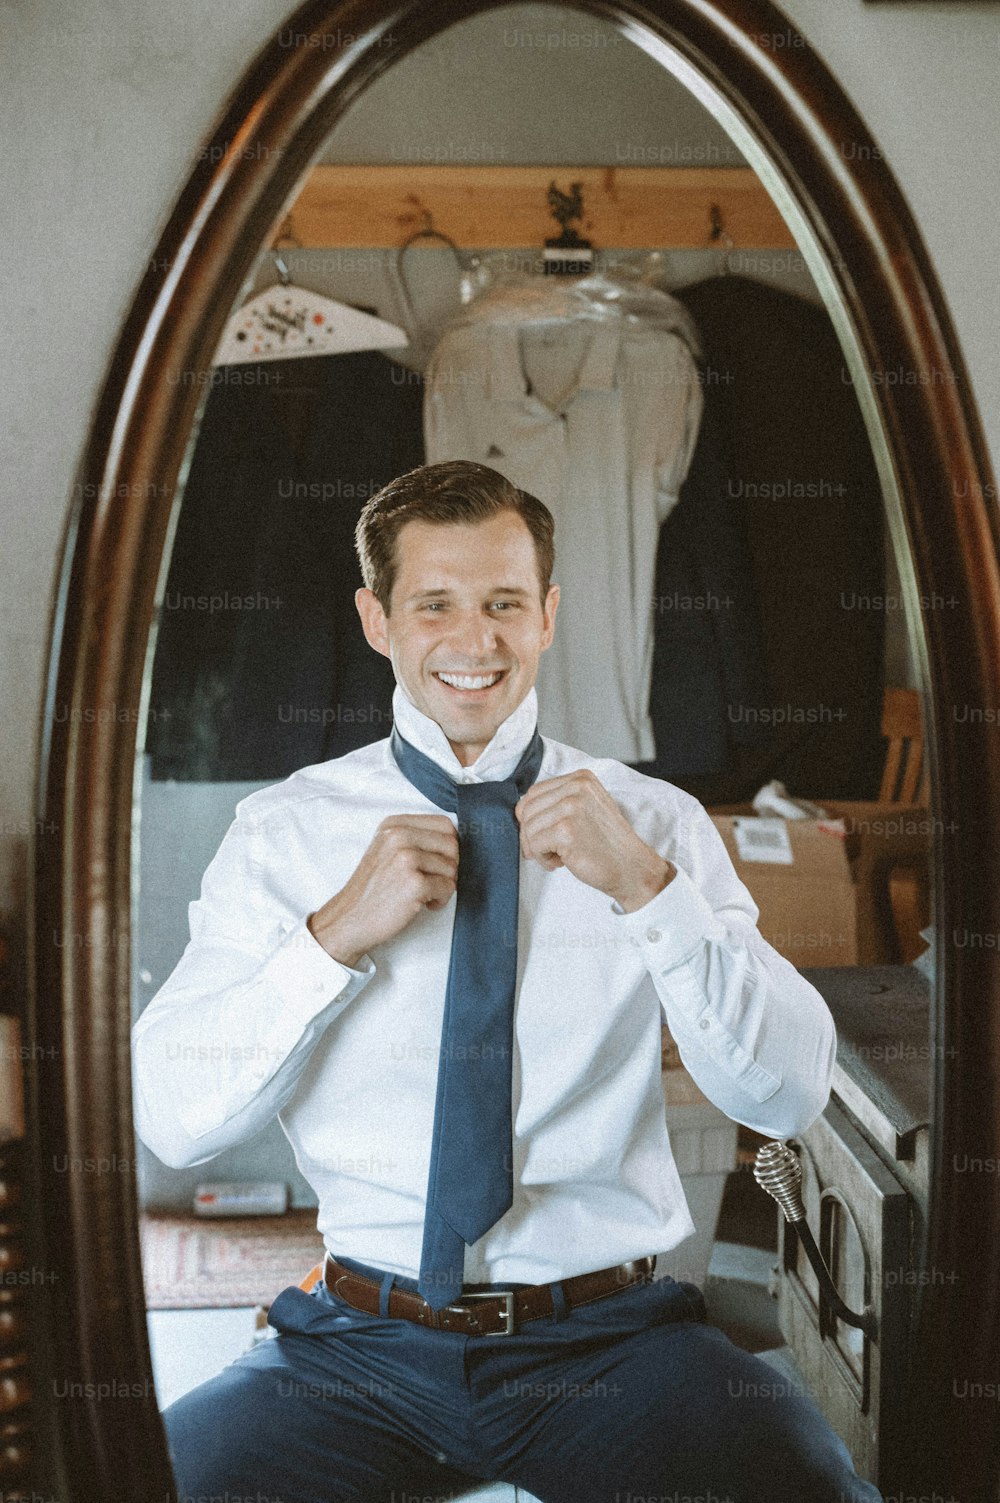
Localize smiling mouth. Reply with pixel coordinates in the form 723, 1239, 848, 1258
433, 669, 509, 694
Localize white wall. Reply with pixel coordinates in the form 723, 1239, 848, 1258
2, 0, 999, 930
0, 0, 303, 927
783, 0, 1000, 449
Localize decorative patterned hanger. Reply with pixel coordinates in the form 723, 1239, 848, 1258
214, 221, 408, 365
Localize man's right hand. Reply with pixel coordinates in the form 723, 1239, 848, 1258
307, 814, 459, 968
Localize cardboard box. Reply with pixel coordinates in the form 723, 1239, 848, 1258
706, 801, 931, 968
708, 807, 857, 969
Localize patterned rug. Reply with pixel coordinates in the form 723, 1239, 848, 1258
140, 1209, 326, 1309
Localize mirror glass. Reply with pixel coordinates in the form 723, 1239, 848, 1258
130, 2, 934, 1491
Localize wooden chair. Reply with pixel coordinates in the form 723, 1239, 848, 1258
879, 686, 929, 805
879, 687, 931, 963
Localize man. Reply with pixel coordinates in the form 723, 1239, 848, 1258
133, 460, 882, 1503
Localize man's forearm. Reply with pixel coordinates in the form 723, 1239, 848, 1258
132, 919, 374, 1168
611, 853, 677, 913
613, 859, 835, 1137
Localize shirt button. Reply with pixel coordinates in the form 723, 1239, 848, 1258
646, 928, 662, 943
699, 1018, 710, 1031
314, 980, 326, 994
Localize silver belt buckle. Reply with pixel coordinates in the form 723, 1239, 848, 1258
462, 1289, 516, 1335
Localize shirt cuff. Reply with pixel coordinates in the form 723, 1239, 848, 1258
610, 863, 726, 969
260, 918, 376, 1028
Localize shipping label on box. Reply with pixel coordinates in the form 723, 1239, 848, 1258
732, 816, 794, 865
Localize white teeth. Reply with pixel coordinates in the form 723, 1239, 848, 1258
436, 671, 503, 690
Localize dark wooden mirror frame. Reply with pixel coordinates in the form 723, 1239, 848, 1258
24, 1, 1000, 1498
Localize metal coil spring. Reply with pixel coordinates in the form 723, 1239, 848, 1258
754, 1139, 877, 1336
753, 1140, 806, 1223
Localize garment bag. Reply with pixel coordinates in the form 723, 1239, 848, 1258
423, 266, 705, 765
674, 274, 886, 799
646, 378, 771, 790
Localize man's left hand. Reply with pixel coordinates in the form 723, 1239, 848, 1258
514, 770, 675, 913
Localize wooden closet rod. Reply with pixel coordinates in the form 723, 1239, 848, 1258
278, 165, 796, 249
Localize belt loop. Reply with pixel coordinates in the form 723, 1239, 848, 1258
549, 1279, 569, 1323
379, 1270, 396, 1317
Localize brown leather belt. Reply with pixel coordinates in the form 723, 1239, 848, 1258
323, 1253, 657, 1336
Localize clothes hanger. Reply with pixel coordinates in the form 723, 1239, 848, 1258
213, 215, 408, 365
708, 202, 736, 278
392, 209, 472, 348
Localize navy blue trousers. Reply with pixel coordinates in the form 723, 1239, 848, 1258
162, 1254, 884, 1503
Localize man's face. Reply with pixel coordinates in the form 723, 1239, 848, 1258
356, 510, 559, 767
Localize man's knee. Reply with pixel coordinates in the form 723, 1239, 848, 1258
161, 1363, 279, 1498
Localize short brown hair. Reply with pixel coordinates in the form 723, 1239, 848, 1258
355, 460, 555, 614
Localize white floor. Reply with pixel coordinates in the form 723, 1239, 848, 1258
147, 1304, 263, 1410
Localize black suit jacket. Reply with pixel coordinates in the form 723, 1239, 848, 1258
665, 275, 886, 802
148, 351, 424, 780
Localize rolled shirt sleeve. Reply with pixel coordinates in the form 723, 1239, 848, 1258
131, 810, 375, 1169
611, 800, 836, 1138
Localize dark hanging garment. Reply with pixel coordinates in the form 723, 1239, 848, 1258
646, 381, 770, 785
670, 276, 886, 802
147, 351, 425, 781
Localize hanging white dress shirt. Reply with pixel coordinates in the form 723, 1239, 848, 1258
132, 682, 836, 1287
424, 299, 704, 763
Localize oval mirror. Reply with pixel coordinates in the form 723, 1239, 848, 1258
24, 3, 1000, 1502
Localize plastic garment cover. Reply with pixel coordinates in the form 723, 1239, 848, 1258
448, 255, 704, 356
423, 261, 705, 763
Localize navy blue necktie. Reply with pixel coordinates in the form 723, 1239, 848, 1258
389, 721, 545, 1310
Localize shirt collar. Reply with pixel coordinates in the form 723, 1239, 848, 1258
390, 680, 540, 783
487, 319, 622, 404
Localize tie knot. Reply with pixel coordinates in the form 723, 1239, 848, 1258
458, 778, 519, 811
390, 724, 545, 814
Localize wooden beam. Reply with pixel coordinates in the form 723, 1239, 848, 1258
279, 164, 796, 249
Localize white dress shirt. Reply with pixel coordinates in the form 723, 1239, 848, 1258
132, 682, 836, 1286
424, 304, 704, 763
